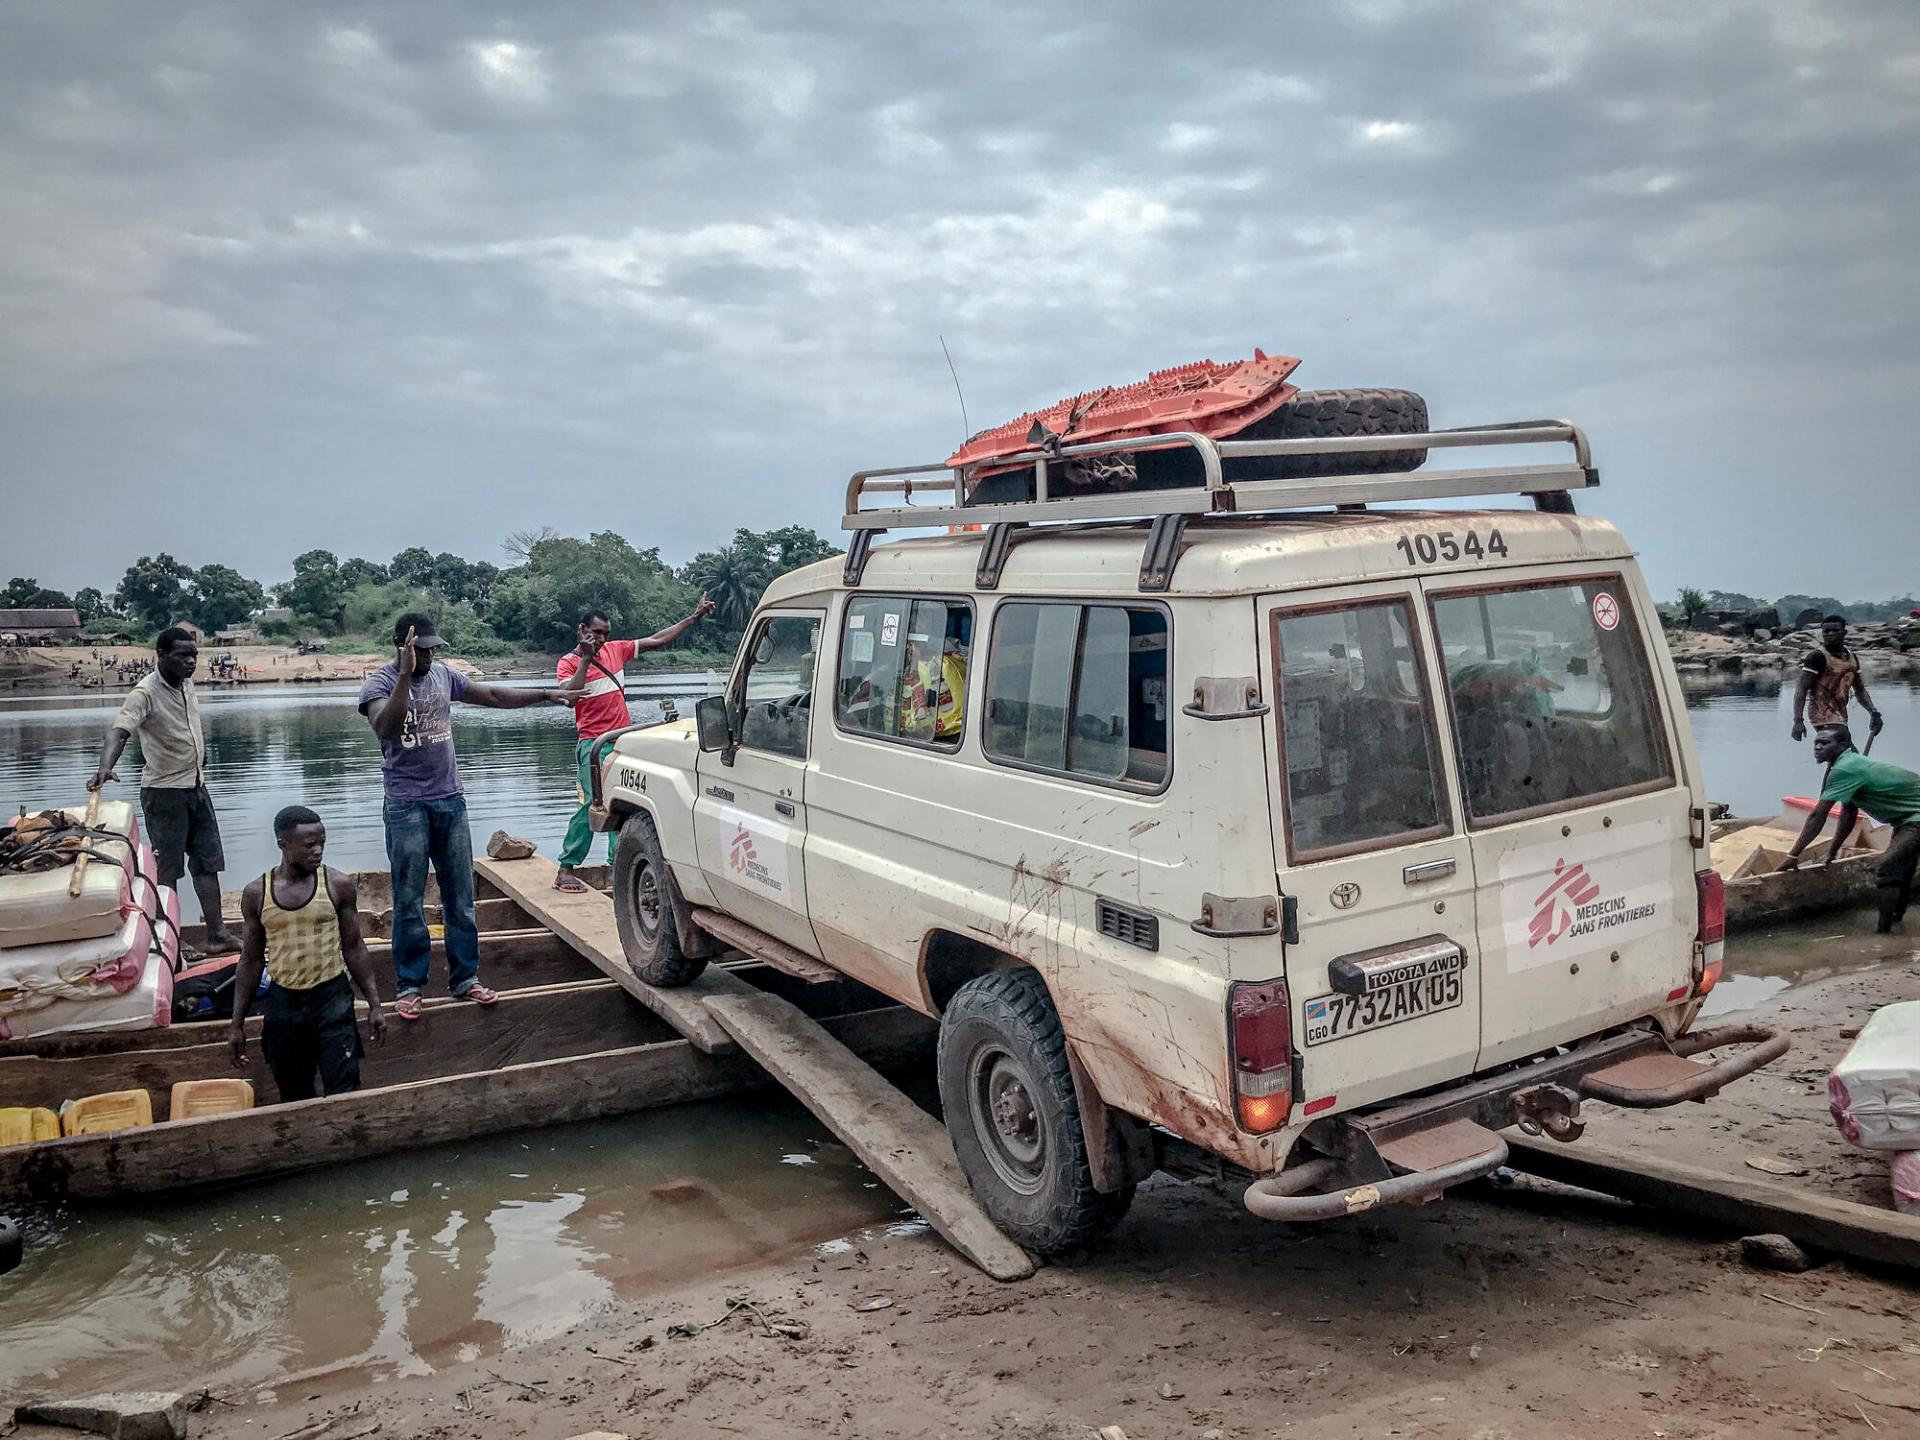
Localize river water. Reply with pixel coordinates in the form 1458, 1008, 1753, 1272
1, 670, 1916, 1399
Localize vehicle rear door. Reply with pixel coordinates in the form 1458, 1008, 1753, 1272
694, 608, 824, 954
1260, 584, 1482, 1115
1423, 571, 1694, 1068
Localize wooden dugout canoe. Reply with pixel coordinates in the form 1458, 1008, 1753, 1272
0, 867, 934, 1207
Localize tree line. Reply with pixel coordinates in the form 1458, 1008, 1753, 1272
1668, 588, 1918, 626
3, 525, 842, 659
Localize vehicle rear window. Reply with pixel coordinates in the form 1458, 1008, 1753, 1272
1275, 600, 1450, 859
1431, 578, 1672, 822
985, 602, 1170, 789
834, 595, 973, 748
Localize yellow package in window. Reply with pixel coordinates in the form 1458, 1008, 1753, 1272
60, 1089, 154, 1136
0, 1106, 60, 1146
168, 1078, 254, 1120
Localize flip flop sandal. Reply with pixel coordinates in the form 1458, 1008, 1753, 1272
552, 873, 590, 893
394, 994, 424, 1021
460, 983, 499, 1007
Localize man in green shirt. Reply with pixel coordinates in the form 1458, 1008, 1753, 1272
1781, 724, 1920, 932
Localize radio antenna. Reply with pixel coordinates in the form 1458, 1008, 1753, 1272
939, 334, 971, 443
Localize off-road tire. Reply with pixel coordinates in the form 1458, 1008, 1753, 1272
611, 811, 708, 988
1228, 386, 1429, 479
937, 968, 1134, 1256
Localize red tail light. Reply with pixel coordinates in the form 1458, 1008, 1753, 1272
1229, 981, 1294, 1133
1694, 870, 1726, 996
1696, 870, 1726, 946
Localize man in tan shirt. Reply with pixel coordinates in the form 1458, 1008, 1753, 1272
90, 626, 241, 953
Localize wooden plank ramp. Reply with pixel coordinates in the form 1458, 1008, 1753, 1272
1506, 1136, 1920, 1273
476, 852, 1036, 1282
476, 854, 744, 1053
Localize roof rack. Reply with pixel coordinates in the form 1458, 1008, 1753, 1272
842, 420, 1596, 590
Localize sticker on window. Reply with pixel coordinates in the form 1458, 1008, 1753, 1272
851, 632, 875, 664
880, 613, 900, 646
1591, 592, 1621, 631
847, 614, 865, 629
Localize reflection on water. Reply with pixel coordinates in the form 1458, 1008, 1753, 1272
1702, 911, 1920, 1020
0, 1098, 901, 1399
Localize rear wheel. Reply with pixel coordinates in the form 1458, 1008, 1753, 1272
937, 968, 1133, 1256
611, 812, 708, 988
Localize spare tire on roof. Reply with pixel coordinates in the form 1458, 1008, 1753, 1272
1125, 386, 1429, 491
1225, 387, 1429, 479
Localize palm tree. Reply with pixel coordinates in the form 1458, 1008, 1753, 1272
685, 544, 764, 633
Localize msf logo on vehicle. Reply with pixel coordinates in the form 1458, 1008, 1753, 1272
729, 826, 758, 873
727, 822, 784, 893
1529, 859, 1601, 948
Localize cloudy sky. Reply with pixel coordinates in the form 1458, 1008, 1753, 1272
3, 1, 1915, 602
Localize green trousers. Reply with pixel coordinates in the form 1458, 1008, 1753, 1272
558, 737, 616, 869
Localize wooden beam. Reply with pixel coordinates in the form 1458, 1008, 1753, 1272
1505, 1136, 1920, 1273
0, 1005, 935, 1204
704, 989, 1035, 1282
0, 981, 679, 1114
475, 854, 748, 1053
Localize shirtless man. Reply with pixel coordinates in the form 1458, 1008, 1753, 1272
1792, 615, 1884, 743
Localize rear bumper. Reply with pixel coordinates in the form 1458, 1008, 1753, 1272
1243, 1022, 1787, 1222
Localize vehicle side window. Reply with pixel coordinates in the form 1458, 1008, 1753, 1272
735, 613, 821, 760
834, 595, 973, 748
985, 602, 1170, 789
1432, 578, 1672, 822
1275, 600, 1449, 859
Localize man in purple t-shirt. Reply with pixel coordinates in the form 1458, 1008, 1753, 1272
358, 612, 575, 1020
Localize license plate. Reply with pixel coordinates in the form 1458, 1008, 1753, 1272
1302, 971, 1464, 1046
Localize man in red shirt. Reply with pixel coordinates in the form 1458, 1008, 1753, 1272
553, 598, 713, 891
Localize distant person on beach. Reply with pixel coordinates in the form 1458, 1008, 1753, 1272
550, 596, 714, 893
1792, 615, 1884, 742
88, 626, 242, 955
229, 805, 387, 1100
1780, 725, 1920, 933
358, 612, 576, 1020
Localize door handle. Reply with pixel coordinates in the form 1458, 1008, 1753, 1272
1402, 858, 1456, 885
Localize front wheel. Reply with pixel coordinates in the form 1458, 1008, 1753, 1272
936, 968, 1133, 1256
611, 812, 707, 988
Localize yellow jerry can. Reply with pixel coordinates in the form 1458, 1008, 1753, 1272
60, 1090, 154, 1137
0, 1106, 61, 1146
168, 1078, 255, 1119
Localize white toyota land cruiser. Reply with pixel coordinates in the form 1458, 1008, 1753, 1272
588, 399, 1785, 1256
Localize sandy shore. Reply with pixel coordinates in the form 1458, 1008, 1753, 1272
142, 922, 1920, 1440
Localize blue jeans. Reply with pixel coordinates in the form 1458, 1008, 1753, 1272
382, 794, 481, 998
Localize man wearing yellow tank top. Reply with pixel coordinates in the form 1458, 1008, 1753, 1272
228, 805, 387, 1100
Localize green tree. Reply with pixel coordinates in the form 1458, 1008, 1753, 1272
190, 563, 266, 632
2, 577, 73, 609
683, 542, 764, 633
389, 547, 436, 588
489, 531, 693, 652
680, 526, 840, 635
338, 557, 390, 588
1677, 588, 1708, 626
72, 587, 106, 621
279, 549, 348, 631
115, 554, 195, 630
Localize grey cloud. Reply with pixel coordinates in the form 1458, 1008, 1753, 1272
2, 0, 1916, 600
